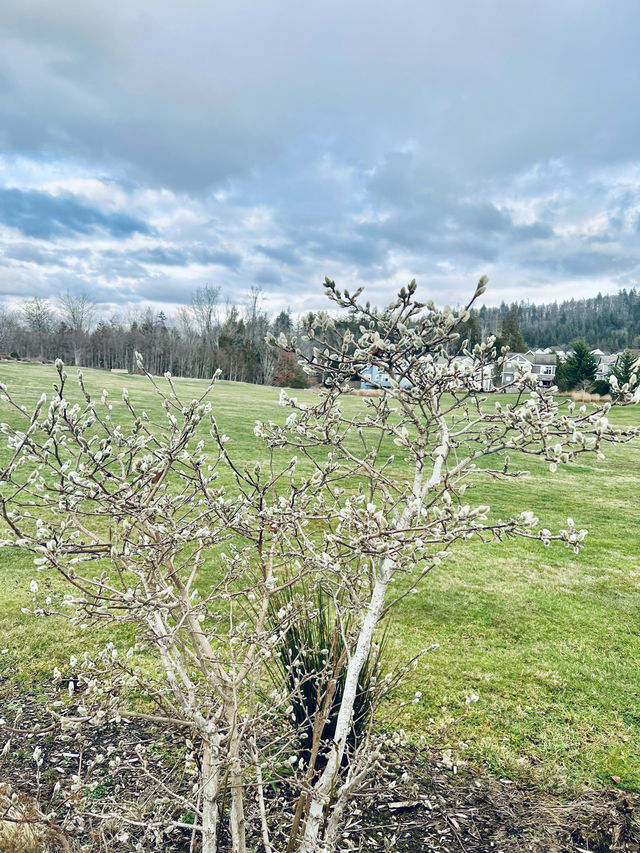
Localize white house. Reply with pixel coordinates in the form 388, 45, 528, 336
496, 351, 556, 389
593, 351, 619, 382
360, 357, 495, 393
359, 365, 413, 389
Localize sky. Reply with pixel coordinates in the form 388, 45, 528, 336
1, 0, 640, 320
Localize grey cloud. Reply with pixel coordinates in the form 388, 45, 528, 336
191, 249, 243, 268
125, 244, 242, 269
307, 231, 389, 269
525, 250, 638, 278
0, 188, 150, 239
2, 1, 639, 191
3, 243, 71, 266
454, 202, 554, 243
255, 244, 300, 266
129, 246, 242, 269
133, 247, 188, 266
134, 279, 207, 305
511, 222, 553, 241
354, 175, 555, 268
253, 269, 282, 286
99, 250, 149, 279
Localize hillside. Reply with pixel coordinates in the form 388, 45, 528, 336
477, 288, 640, 351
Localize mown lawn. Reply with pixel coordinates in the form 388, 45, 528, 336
0, 361, 639, 795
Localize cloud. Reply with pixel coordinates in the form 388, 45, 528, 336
3, 242, 72, 267
2, 1, 639, 191
253, 268, 283, 286
132, 247, 188, 266
0, 187, 150, 239
255, 244, 299, 266
191, 248, 243, 268
0, 1, 639, 313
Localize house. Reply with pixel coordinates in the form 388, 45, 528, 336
359, 365, 412, 390
360, 357, 495, 393
495, 352, 534, 389
592, 351, 619, 382
360, 348, 629, 394
525, 351, 557, 387
450, 356, 496, 392
496, 351, 556, 389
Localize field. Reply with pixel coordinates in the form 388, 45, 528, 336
0, 361, 639, 797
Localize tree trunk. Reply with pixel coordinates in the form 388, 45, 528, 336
227, 719, 247, 853
201, 736, 221, 853
298, 563, 391, 852
300, 466, 427, 853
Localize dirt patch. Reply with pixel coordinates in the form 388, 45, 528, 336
1, 682, 638, 852
359, 754, 640, 852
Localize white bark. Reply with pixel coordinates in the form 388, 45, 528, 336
201, 735, 222, 853
300, 566, 390, 851
299, 465, 430, 852
300, 413, 449, 852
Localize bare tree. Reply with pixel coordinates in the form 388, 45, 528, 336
192, 284, 221, 345
0, 307, 21, 355
58, 290, 95, 366
21, 298, 54, 358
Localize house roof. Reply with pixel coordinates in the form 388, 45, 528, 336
524, 352, 556, 365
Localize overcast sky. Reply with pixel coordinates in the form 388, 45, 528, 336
1, 0, 639, 319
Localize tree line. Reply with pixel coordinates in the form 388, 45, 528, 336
0, 286, 309, 386
472, 287, 640, 352
1, 284, 639, 385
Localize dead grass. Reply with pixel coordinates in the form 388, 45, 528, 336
561, 390, 614, 403
0, 783, 71, 852
348, 388, 382, 397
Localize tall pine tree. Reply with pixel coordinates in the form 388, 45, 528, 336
609, 349, 638, 387
564, 341, 597, 389
501, 306, 527, 352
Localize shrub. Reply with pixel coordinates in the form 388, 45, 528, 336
1, 277, 638, 853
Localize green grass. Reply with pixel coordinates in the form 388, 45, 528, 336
0, 361, 639, 794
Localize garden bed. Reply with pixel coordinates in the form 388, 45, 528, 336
1, 683, 638, 852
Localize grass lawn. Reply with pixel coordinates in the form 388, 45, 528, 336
0, 361, 639, 795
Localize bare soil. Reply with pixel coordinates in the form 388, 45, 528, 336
1, 682, 638, 852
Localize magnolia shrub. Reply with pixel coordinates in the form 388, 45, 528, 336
0, 278, 638, 852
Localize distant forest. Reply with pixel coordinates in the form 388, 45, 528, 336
476, 288, 640, 352
0, 286, 310, 387
0, 285, 639, 386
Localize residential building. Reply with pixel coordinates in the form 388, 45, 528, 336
360, 357, 495, 392
593, 352, 619, 382
496, 351, 556, 389
359, 364, 412, 389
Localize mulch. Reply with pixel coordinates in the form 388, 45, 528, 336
355, 755, 640, 852
1, 681, 638, 852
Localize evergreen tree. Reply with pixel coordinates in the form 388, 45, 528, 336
553, 353, 568, 391
273, 310, 292, 337
489, 335, 506, 358
609, 349, 638, 387
501, 306, 527, 352
456, 309, 482, 353
564, 341, 597, 389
